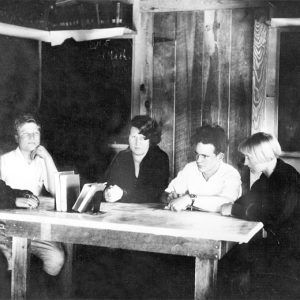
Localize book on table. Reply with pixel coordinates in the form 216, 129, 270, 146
72, 182, 107, 213
55, 171, 80, 212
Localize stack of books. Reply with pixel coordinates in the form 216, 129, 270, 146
54, 171, 80, 212
54, 171, 107, 213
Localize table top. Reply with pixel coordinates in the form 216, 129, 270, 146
0, 201, 263, 244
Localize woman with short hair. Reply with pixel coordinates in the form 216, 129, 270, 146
221, 132, 300, 225
104, 115, 169, 203
221, 132, 300, 296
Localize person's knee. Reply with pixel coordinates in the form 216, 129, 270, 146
43, 247, 65, 276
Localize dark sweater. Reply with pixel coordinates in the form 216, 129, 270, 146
232, 158, 300, 254
0, 179, 18, 209
105, 145, 169, 203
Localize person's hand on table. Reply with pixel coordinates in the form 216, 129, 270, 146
167, 191, 180, 202
104, 185, 123, 202
168, 194, 192, 212
16, 193, 40, 209
220, 203, 233, 216
161, 191, 180, 204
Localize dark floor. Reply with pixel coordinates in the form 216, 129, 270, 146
0, 246, 195, 300
1, 245, 300, 300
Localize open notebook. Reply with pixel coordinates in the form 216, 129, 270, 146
72, 182, 107, 213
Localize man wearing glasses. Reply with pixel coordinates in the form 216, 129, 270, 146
0, 114, 64, 279
165, 124, 241, 212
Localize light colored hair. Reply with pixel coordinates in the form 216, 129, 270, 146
238, 132, 282, 163
14, 114, 41, 136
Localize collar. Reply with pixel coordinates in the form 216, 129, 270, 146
16, 147, 35, 165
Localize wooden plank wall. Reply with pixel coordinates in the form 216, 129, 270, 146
252, 8, 270, 134
229, 8, 255, 188
152, 13, 176, 177
153, 7, 257, 176
175, 11, 203, 172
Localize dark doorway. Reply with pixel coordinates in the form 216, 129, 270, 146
278, 31, 300, 152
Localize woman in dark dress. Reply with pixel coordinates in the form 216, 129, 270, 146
220, 132, 300, 296
104, 115, 169, 203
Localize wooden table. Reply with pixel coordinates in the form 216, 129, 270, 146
0, 202, 263, 300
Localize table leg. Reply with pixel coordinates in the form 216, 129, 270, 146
194, 257, 218, 300
59, 243, 73, 298
11, 237, 30, 300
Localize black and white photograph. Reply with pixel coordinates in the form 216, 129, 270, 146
0, 1, 300, 299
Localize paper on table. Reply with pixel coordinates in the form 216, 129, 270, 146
38, 196, 55, 211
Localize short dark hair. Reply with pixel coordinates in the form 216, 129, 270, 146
191, 124, 227, 154
130, 115, 162, 145
14, 113, 41, 135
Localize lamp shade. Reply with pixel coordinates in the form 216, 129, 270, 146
0, 0, 134, 45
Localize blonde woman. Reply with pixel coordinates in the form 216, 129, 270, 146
221, 132, 300, 296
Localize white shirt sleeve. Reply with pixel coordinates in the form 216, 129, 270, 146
165, 165, 190, 195
0, 156, 6, 181
218, 168, 242, 201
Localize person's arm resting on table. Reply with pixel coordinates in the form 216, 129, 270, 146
167, 168, 241, 212
0, 179, 39, 209
168, 194, 235, 212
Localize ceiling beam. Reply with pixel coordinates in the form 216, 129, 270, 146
78, 0, 134, 4
271, 18, 300, 27
139, 0, 272, 13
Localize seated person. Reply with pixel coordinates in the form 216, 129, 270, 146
0, 114, 64, 276
104, 115, 169, 203
0, 180, 39, 270
221, 132, 300, 280
1, 114, 57, 196
165, 124, 241, 212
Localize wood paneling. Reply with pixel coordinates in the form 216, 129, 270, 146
153, 13, 176, 177
131, 9, 153, 116
202, 10, 218, 125
150, 5, 274, 177
190, 12, 204, 139
140, 0, 270, 13
202, 9, 231, 133
252, 8, 270, 133
150, 7, 257, 176
216, 10, 232, 133
228, 8, 253, 169
175, 12, 203, 173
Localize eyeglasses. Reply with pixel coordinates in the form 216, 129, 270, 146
19, 131, 40, 139
194, 152, 214, 160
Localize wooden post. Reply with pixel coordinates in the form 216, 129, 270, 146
131, 0, 154, 116
194, 257, 217, 300
11, 237, 30, 300
59, 243, 73, 298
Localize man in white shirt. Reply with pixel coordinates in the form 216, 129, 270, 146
165, 124, 241, 212
0, 114, 64, 276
